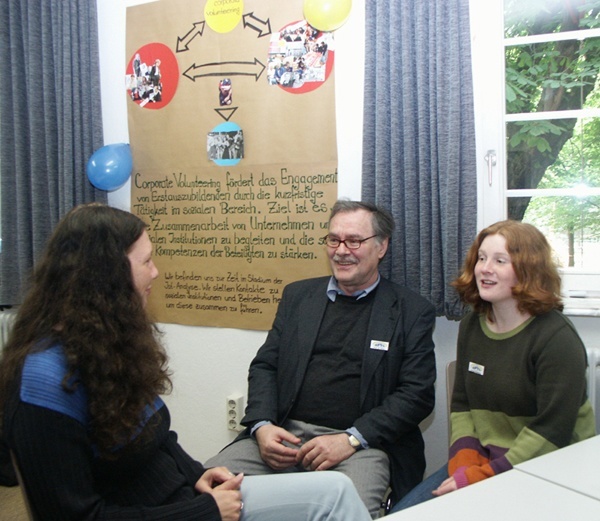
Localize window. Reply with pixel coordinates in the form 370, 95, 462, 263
471, 0, 600, 313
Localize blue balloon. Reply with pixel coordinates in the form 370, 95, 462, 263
86, 143, 133, 191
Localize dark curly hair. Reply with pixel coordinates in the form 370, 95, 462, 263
0, 204, 172, 455
452, 220, 563, 321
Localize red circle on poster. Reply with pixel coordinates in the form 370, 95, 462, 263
126, 43, 179, 109
267, 20, 334, 94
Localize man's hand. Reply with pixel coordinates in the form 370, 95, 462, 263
255, 424, 302, 470
296, 433, 356, 471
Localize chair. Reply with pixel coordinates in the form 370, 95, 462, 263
381, 362, 457, 516
446, 360, 456, 443
9, 451, 36, 521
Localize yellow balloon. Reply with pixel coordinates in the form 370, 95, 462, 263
304, 0, 352, 32
205, 0, 244, 34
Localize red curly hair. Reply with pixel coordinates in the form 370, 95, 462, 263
452, 220, 563, 321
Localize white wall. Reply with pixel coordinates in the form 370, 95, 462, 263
96, 0, 600, 477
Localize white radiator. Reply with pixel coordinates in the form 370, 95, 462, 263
0, 308, 16, 352
586, 346, 600, 435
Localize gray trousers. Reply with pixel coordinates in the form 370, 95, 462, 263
206, 419, 390, 518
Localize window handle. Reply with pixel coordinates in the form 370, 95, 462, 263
484, 150, 497, 186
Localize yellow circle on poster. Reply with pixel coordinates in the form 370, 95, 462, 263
205, 0, 243, 33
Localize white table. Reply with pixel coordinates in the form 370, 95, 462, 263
515, 434, 600, 501
385, 469, 600, 520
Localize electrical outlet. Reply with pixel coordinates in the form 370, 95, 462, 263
226, 394, 245, 432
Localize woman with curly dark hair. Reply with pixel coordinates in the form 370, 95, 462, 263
0, 204, 369, 521
390, 220, 595, 513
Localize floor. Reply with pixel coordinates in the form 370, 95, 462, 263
0, 485, 28, 520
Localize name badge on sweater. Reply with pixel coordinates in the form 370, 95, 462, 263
468, 362, 485, 376
370, 340, 389, 351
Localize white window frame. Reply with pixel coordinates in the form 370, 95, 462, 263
469, 0, 600, 315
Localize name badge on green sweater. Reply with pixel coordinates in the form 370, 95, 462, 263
468, 361, 485, 376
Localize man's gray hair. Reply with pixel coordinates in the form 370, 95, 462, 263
329, 200, 395, 239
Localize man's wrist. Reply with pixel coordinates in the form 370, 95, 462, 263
345, 427, 368, 450
250, 420, 272, 437
347, 434, 362, 450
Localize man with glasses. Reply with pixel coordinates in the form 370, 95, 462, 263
206, 200, 436, 518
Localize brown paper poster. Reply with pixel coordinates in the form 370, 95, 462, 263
126, 0, 338, 330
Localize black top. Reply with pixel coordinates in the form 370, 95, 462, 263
3, 345, 220, 520
289, 291, 376, 428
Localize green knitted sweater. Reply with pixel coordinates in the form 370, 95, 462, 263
449, 310, 596, 488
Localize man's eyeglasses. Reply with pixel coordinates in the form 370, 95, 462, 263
324, 234, 378, 250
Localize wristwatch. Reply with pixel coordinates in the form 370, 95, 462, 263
347, 434, 362, 450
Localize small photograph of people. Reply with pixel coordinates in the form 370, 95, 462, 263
207, 130, 244, 161
125, 43, 178, 109
267, 20, 333, 89
126, 53, 163, 107
219, 78, 233, 106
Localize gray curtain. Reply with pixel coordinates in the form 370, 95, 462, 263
0, 0, 106, 305
362, 0, 477, 319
